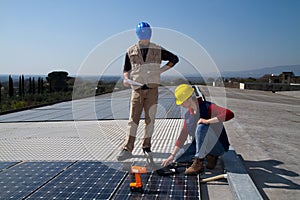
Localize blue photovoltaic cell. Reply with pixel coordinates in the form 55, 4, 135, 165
27, 161, 127, 199
113, 164, 200, 200
0, 161, 72, 199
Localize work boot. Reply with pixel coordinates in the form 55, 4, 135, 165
184, 158, 204, 175
142, 147, 151, 154
117, 149, 132, 161
205, 154, 218, 169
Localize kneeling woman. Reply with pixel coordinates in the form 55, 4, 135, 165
162, 84, 234, 175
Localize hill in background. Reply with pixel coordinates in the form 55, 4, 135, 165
1, 65, 299, 83
219, 65, 300, 78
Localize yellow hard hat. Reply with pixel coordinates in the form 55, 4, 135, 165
175, 84, 194, 105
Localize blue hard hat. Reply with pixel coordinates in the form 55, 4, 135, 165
136, 22, 152, 40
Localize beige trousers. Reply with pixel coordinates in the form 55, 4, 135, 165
123, 87, 158, 152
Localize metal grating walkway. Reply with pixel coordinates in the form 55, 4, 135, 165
0, 119, 183, 161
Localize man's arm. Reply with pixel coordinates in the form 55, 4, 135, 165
123, 71, 130, 87
123, 53, 131, 87
160, 48, 179, 74
160, 62, 175, 73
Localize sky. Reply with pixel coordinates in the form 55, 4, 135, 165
1, 0, 300, 76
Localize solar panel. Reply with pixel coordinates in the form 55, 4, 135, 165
0, 161, 72, 199
26, 161, 127, 199
113, 163, 201, 199
0, 161, 201, 199
0, 161, 20, 172
0, 87, 180, 122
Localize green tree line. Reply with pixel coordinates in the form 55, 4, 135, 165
0, 71, 73, 113
0, 71, 118, 114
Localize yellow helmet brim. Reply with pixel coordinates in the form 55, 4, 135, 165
175, 84, 194, 105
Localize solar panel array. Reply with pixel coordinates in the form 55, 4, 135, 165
0, 87, 204, 199
0, 161, 72, 199
115, 165, 200, 199
0, 88, 181, 123
26, 162, 127, 199
0, 161, 201, 199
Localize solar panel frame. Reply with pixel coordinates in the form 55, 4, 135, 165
0, 161, 20, 172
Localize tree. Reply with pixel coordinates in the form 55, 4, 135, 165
21, 75, 25, 97
9, 75, 14, 97
37, 77, 44, 94
19, 76, 22, 97
38, 77, 41, 94
32, 77, 35, 94
0, 81, 2, 103
47, 71, 69, 92
28, 77, 32, 94
258, 74, 272, 83
245, 77, 257, 82
41, 78, 44, 94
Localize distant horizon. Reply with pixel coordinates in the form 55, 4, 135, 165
1, 64, 299, 77
1, 64, 299, 83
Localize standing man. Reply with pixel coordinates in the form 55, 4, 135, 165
117, 22, 179, 161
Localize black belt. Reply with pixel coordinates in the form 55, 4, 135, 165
141, 84, 150, 90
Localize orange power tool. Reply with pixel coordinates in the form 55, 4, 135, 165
130, 166, 147, 192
